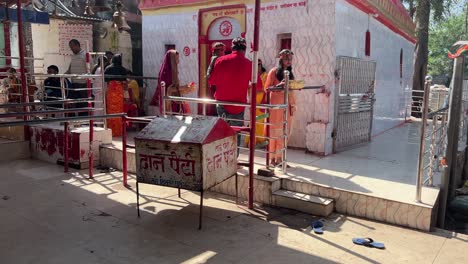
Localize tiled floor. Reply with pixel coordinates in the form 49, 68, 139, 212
238, 121, 439, 207
111, 121, 439, 208
0, 159, 465, 264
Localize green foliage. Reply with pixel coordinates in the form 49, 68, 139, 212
430, 0, 456, 21
402, 0, 459, 21
428, 13, 467, 77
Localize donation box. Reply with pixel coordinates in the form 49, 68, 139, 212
135, 116, 237, 191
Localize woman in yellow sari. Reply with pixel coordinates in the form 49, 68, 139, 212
264, 50, 296, 166
245, 59, 269, 147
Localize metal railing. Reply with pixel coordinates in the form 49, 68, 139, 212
0, 51, 113, 181
415, 81, 451, 202
160, 71, 293, 174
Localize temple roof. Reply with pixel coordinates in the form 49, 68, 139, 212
139, 0, 416, 43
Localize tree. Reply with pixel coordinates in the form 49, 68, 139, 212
403, 0, 457, 86
428, 13, 467, 82
403, 0, 457, 116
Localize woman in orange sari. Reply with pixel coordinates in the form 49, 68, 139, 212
104, 54, 127, 137
264, 49, 297, 166
150, 50, 195, 114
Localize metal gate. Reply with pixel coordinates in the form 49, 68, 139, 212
333, 56, 376, 152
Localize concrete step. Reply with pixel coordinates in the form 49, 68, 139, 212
100, 143, 283, 205
272, 189, 334, 217
0, 138, 30, 161
211, 171, 282, 205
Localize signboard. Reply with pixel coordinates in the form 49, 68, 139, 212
183, 46, 191, 56
135, 116, 237, 191
136, 141, 203, 191
208, 17, 241, 41
202, 136, 237, 189
58, 23, 93, 56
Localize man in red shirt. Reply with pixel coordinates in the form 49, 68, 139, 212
209, 37, 260, 151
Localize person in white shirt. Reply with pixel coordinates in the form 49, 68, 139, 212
66, 39, 88, 116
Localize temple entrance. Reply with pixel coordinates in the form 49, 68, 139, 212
198, 5, 246, 114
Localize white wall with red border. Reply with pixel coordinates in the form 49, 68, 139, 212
335, 0, 415, 135
142, 0, 336, 154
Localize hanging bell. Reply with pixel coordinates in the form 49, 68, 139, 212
83, 0, 95, 16
71, 0, 79, 8
112, 1, 131, 32
93, 0, 112, 12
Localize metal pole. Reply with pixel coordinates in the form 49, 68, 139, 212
416, 81, 431, 202
266, 92, 270, 167
122, 116, 128, 187
248, 0, 261, 210
199, 190, 204, 230
60, 77, 66, 117
428, 114, 437, 186
64, 121, 69, 173
436, 113, 447, 172
100, 55, 107, 129
438, 55, 465, 227
235, 173, 238, 204
85, 42, 94, 179
16, 1, 29, 138
161, 82, 166, 115
282, 71, 290, 173
136, 181, 140, 217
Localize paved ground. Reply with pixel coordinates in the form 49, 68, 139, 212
0, 159, 466, 264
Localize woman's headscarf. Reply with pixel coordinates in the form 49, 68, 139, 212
150, 50, 180, 112
275, 49, 295, 81
111, 54, 123, 66
104, 54, 127, 82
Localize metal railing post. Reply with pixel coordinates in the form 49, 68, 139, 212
282, 71, 290, 174
64, 121, 69, 173
436, 113, 447, 173
248, 48, 259, 209
266, 92, 271, 168
161, 82, 166, 115
122, 115, 128, 187
428, 114, 437, 186
416, 81, 431, 202
100, 55, 107, 129
85, 44, 94, 179
60, 77, 66, 117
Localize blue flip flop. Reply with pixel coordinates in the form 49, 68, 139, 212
352, 237, 385, 249
311, 220, 324, 234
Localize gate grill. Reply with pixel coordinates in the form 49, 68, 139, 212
334, 56, 377, 151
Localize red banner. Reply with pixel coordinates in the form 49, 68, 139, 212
448, 45, 468, 59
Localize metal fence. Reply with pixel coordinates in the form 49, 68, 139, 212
415, 72, 468, 202
414, 82, 449, 203
161, 71, 293, 174
0, 52, 121, 181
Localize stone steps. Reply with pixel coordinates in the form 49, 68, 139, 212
272, 189, 334, 217
98, 144, 436, 231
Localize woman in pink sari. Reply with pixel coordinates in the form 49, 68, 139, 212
264, 49, 297, 166
150, 50, 195, 114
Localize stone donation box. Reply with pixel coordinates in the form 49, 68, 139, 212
135, 116, 237, 191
